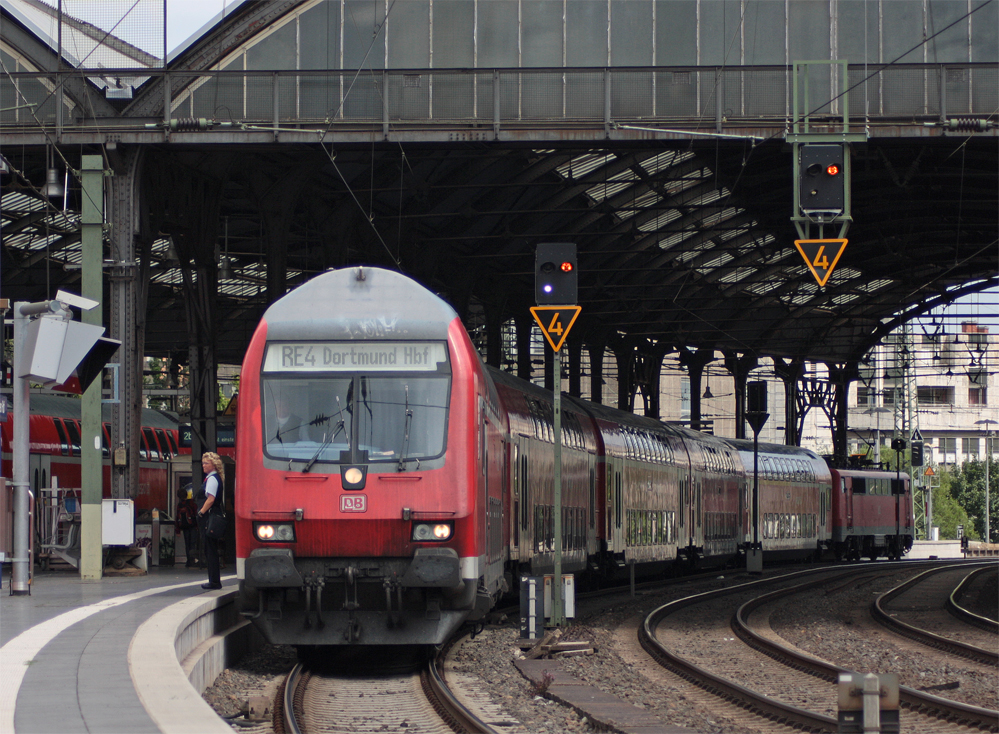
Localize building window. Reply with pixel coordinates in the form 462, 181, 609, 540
970, 386, 987, 405
883, 387, 902, 405
963, 437, 980, 455
917, 386, 954, 405
856, 387, 874, 407
989, 437, 999, 455
938, 437, 957, 453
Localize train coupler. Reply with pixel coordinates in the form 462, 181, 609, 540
344, 615, 361, 643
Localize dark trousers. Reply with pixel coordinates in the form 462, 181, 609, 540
182, 527, 198, 565
199, 519, 221, 587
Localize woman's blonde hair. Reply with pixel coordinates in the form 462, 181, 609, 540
202, 451, 225, 480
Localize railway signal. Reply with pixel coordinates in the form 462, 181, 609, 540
535, 243, 577, 305
799, 144, 845, 215
532, 242, 578, 627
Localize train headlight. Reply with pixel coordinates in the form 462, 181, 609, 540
412, 522, 453, 542
254, 522, 296, 542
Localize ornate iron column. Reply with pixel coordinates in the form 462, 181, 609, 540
108, 147, 145, 500
679, 346, 715, 433
774, 357, 805, 445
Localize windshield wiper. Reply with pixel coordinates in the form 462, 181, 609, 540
397, 385, 414, 472
274, 418, 309, 443
303, 396, 349, 473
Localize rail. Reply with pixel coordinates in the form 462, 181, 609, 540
869, 564, 998, 666
733, 565, 999, 732
947, 566, 999, 633
639, 567, 843, 733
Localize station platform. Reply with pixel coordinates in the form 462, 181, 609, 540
0, 565, 237, 734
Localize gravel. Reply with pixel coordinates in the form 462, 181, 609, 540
770, 570, 999, 711
202, 566, 998, 733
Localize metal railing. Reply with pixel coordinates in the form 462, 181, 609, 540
2, 64, 996, 136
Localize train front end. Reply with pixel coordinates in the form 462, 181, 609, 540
236, 267, 484, 646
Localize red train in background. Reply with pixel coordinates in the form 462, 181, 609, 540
235, 267, 914, 648
829, 466, 914, 561
0, 393, 187, 513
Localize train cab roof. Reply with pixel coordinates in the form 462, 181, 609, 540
262, 267, 459, 342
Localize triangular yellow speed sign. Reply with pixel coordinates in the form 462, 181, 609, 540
795, 239, 848, 287
530, 306, 581, 352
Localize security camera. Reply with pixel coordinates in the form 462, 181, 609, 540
55, 290, 99, 311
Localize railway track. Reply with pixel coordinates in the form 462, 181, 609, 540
871, 564, 999, 667
277, 647, 497, 734
639, 562, 999, 733
947, 566, 999, 634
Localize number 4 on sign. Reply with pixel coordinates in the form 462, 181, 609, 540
530, 306, 582, 352
794, 239, 848, 287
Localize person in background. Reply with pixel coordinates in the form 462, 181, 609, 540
195, 452, 225, 590
175, 485, 199, 568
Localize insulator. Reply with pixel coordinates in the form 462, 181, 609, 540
168, 117, 211, 132
946, 118, 990, 132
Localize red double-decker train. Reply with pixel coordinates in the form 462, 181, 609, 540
0, 393, 186, 513
234, 267, 914, 648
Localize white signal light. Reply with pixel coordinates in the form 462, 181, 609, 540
412, 521, 453, 541
254, 522, 296, 542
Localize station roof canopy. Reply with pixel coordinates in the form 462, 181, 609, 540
2, 0, 997, 369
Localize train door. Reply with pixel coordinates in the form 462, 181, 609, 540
480, 400, 502, 569
695, 480, 702, 550
511, 442, 520, 559
518, 439, 530, 563
610, 460, 624, 552
30, 453, 51, 496
844, 477, 853, 530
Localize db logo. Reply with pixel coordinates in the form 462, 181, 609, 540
340, 494, 367, 513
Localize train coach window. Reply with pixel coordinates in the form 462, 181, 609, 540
157, 428, 177, 458
142, 428, 160, 461
66, 420, 82, 457
852, 477, 867, 494
54, 419, 70, 456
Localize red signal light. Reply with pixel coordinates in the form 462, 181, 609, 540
825, 164, 840, 176
560, 261, 574, 273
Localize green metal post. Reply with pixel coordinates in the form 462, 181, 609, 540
80, 155, 104, 579
552, 348, 564, 626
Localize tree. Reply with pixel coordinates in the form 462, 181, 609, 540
948, 459, 997, 541
926, 468, 974, 540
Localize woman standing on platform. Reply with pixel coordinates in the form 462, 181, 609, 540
195, 452, 225, 590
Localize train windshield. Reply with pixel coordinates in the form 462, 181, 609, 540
261, 341, 451, 467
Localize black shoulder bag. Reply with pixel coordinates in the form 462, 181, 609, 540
204, 475, 226, 540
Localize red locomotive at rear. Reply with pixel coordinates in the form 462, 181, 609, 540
829, 467, 914, 561
236, 267, 507, 646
